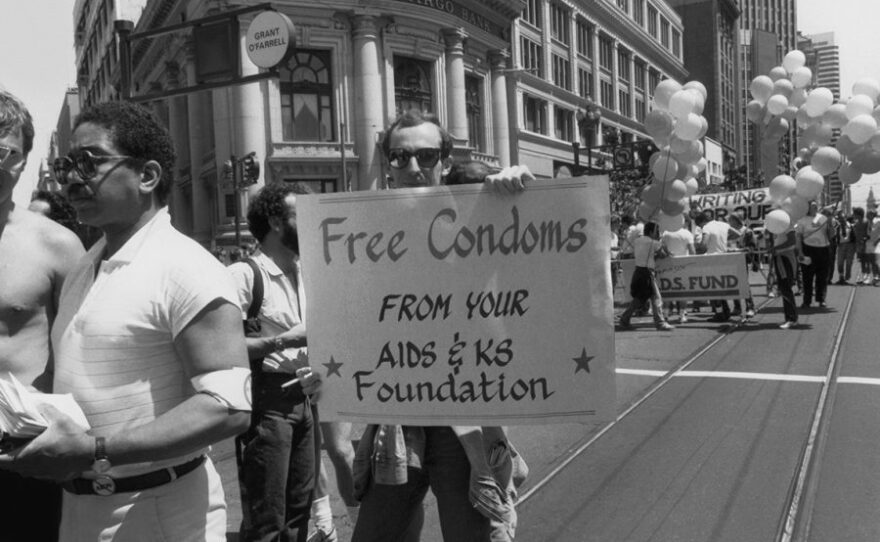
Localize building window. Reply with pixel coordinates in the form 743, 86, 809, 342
672, 28, 681, 57
555, 106, 574, 141
523, 0, 541, 28
520, 37, 543, 77
600, 79, 614, 109
394, 56, 433, 115
466, 75, 485, 152
285, 179, 338, 193
617, 49, 630, 81
523, 94, 547, 134
648, 70, 660, 98
280, 49, 335, 141
598, 36, 613, 71
634, 61, 646, 90
647, 5, 658, 38
552, 54, 571, 90
633, 0, 644, 26
619, 89, 631, 117
660, 18, 670, 48
550, 3, 570, 45
578, 67, 594, 98
616, 0, 628, 13
575, 19, 592, 58
635, 96, 646, 122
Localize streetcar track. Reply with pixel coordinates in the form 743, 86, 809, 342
519, 296, 776, 505
776, 285, 857, 542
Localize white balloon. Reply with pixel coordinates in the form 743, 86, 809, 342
842, 114, 878, 145
805, 87, 834, 117
669, 89, 697, 118
811, 146, 842, 176
750, 75, 774, 104
790, 88, 808, 107
651, 151, 680, 182
790, 66, 813, 89
657, 211, 685, 233
768, 174, 796, 202
769, 66, 789, 82
846, 94, 875, 120
781, 194, 810, 221
653, 79, 683, 111
822, 103, 848, 129
772, 78, 794, 99
767, 94, 789, 115
684, 177, 699, 196
853, 77, 880, 101
673, 113, 703, 141
794, 166, 825, 199
782, 50, 806, 73
838, 161, 862, 185
683, 81, 708, 100
765, 209, 792, 235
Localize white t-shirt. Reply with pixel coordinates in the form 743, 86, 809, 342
52, 209, 241, 477
661, 228, 695, 257
621, 223, 644, 256
796, 214, 830, 248
633, 235, 662, 268
701, 220, 730, 254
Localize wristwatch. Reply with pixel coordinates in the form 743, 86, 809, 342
92, 436, 111, 474
273, 336, 285, 353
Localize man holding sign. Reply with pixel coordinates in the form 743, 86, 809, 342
349, 111, 534, 541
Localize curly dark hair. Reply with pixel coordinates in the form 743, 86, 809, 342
0, 90, 34, 155
381, 110, 453, 160
30, 190, 78, 231
246, 182, 313, 243
74, 101, 176, 205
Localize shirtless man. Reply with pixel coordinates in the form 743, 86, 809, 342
0, 90, 84, 542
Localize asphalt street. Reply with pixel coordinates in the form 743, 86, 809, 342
213, 272, 879, 541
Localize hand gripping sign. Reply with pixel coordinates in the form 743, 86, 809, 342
297, 178, 617, 425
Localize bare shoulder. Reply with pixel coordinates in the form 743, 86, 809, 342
8, 208, 85, 265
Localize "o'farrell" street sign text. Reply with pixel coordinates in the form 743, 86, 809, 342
245, 11, 295, 69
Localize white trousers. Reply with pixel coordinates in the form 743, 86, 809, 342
59, 458, 227, 542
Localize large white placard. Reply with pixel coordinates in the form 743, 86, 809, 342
297, 178, 616, 425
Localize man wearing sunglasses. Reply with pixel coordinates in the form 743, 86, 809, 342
0, 90, 84, 542
352, 110, 533, 542
0, 100, 251, 541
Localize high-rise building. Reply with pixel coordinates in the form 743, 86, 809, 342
511, 0, 688, 177
737, 0, 797, 184
665, 0, 741, 179
73, 0, 148, 107
38, 88, 80, 193
798, 31, 842, 204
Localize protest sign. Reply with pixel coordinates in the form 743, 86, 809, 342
689, 188, 771, 226
297, 178, 616, 425
618, 253, 750, 302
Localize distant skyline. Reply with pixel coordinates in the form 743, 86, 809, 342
1, 0, 878, 207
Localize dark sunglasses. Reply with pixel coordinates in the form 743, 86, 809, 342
387, 148, 443, 169
53, 149, 135, 184
0, 145, 23, 171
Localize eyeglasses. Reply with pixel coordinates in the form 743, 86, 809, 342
387, 148, 443, 169
0, 145, 23, 171
53, 149, 135, 184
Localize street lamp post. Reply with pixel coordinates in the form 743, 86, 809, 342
574, 97, 602, 174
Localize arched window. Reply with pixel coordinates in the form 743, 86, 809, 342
280, 50, 334, 141
394, 57, 433, 115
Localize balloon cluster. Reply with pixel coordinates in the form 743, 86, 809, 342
747, 49, 875, 234
638, 79, 709, 232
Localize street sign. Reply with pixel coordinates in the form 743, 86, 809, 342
613, 146, 633, 169
245, 11, 295, 68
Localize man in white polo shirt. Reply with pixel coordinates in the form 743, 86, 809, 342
0, 101, 251, 542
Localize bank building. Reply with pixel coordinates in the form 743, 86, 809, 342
56, 0, 687, 248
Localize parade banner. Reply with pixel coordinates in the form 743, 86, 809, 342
689, 188, 771, 226
618, 253, 750, 302
297, 178, 616, 425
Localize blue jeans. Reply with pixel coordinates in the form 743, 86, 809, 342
352, 427, 493, 542
241, 377, 317, 542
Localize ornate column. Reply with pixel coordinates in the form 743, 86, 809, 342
442, 28, 469, 145
629, 54, 636, 119
182, 38, 213, 245
234, 16, 267, 197
351, 15, 386, 191
163, 60, 189, 232
611, 40, 620, 115
489, 50, 511, 166
591, 27, 600, 101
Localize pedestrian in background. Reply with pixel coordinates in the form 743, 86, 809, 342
835, 212, 855, 285
618, 221, 675, 331
795, 201, 831, 308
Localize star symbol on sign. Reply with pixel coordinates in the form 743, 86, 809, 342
572, 348, 594, 374
323, 356, 343, 378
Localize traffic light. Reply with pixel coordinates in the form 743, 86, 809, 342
241, 152, 260, 186
222, 159, 234, 180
